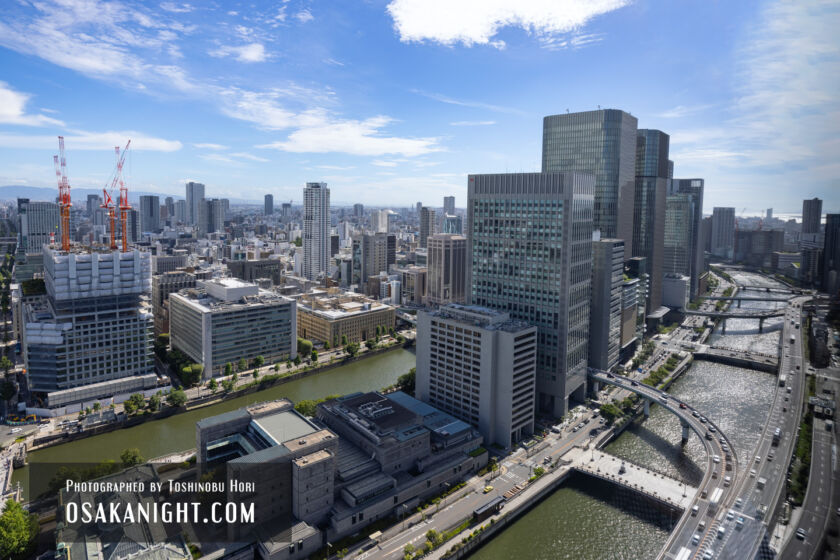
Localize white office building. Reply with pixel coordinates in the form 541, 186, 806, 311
417, 304, 537, 448
169, 278, 297, 377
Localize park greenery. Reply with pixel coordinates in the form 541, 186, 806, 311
0, 499, 39, 559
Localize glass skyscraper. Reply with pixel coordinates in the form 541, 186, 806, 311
541, 109, 637, 254
467, 172, 594, 417
670, 178, 705, 299
633, 129, 670, 312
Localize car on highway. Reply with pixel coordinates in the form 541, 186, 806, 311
631, 380, 638, 386
726, 510, 734, 521
702, 549, 714, 560
755, 455, 761, 463
692, 505, 700, 516
795, 528, 807, 540
735, 498, 743, 508
483, 486, 494, 494
736, 516, 744, 529
713, 455, 721, 464
709, 426, 717, 433
699, 417, 707, 423
692, 410, 700, 418
692, 533, 701, 545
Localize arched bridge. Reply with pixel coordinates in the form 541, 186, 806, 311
588, 369, 739, 559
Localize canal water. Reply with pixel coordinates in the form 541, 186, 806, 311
13, 349, 416, 498
471, 271, 786, 559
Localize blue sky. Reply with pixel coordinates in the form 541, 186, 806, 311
0, 0, 837, 212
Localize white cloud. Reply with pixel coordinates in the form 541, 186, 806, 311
295, 10, 314, 23
371, 160, 400, 167
209, 43, 268, 63
668, 0, 840, 210
656, 104, 715, 119
0, 130, 182, 151
259, 116, 440, 157
0, 0, 199, 94
230, 152, 269, 162
413, 89, 524, 114
0, 82, 65, 127
317, 165, 356, 170
159, 2, 193, 13
450, 120, 496, 126
386, 0, 629, 47
0, 1, 444, 162
193, 143, 228, 150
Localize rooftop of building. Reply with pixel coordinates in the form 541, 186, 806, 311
427, 303, 534, 333
171, 279, 293, 312
253, 409, 319, 447
296, 288, 392, 319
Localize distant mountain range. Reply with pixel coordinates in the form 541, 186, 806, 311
0, 185, 262, 205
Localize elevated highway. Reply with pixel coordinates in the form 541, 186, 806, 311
587, 370, 739, 560
710, 296, 810, 559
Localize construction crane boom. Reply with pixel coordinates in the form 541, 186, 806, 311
55, 136, 72, 251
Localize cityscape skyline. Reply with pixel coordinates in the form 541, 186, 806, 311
0, 0, 837, 211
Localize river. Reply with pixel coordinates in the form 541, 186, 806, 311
471, 271, 787, 559
13, 348, 416, 499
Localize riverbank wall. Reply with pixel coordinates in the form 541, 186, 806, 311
26, 342, 411, 453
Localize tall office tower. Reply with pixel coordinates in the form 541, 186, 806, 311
416, 202, 422, 216
417, 305, 537, 448
303, 182, 330, 280
711, 207, 736, 260
670, 179, 705, 299
589, 239, 624, 372
632, 129, 669, 313
802, 198, 823, 234
801, 248, 822, 288
264, 194, 274, 215
139, 195, 160, 234
353, 232, 396, 290
281, 202, 292, 218
85, 194, 101, 217
419, 206, 435, 248
542, 109, 637, 253
23, 246, 154, 408
766, 208, 773, 221
371, 209, 390, 233
822, 214, 840, 296
467, 172, 594, 417
126, 208, 140, 243
185, 181, 205, 225
174, 199, 187, 223
199, 198, 225, 236
442, 214, 463, 234
164, 197, 175, 220
19, 200, 60, 254
426, 234, 467, 307
443, 196, 455, 216
353, 203, 364, 217
664, 194, 693, 279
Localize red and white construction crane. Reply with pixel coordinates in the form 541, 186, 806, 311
117, 142, 132, 252
102, 140, 130, 250
53, 136, 72, 251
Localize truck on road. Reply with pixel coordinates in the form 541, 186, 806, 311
709, 487, 724, 512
